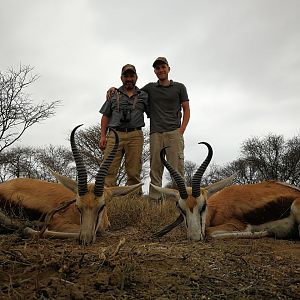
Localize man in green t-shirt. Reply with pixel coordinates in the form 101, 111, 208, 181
143, 57, 190, 200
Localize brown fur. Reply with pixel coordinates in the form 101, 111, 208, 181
0, 178, 110, 233
186, 197, 198, 213
206, 181, 300, 237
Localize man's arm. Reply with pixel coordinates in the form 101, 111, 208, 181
99, 115, 109, 151
178, 101, 190, 135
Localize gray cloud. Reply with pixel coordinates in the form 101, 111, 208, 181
1, 0, 299, 167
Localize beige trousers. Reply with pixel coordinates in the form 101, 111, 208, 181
149, 129, 184, 199
103, 130, 144, 187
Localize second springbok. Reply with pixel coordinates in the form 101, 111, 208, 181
0, 125, 141, 245
151, 143, 300, 241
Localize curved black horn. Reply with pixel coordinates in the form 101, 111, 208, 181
94, 129, 119, 197
160, 147, 188, 199
192, 142, 213, 198
70, 124, 88, 196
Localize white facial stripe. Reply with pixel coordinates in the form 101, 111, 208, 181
177, 196, 207, 241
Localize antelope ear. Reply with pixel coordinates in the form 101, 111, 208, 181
150, 184, 180, 201
50, 168, 78, 194
108, 183, 143, 197
206, 174, 236, 198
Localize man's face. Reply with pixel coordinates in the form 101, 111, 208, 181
121, 72, 137, 90
154, 63, 170, 80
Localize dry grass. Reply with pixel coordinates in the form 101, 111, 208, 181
108, 194, 180, 233
1, 194, 300, 299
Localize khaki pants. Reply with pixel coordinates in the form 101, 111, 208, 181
149, 129, 184, 199
103, 130, 144, 187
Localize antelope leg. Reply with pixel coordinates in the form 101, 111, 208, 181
24, 227, 79, 239
39, 199, 76, 235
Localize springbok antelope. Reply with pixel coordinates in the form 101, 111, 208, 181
0, 125, 141, 245
151, 143, 300, 241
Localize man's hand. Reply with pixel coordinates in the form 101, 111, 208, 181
106, 87, 117, 100
99, 135, 107, 151
178, 127, 185, 135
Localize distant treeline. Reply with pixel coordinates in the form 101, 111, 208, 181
1, 126, 299, 187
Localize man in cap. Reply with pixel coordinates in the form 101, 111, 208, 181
143, 57, 190, 200
99, 64, 149, 187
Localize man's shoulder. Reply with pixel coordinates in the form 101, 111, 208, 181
144, 82, 157, 86
171, 81, 186, 87
142, 82, 157, 90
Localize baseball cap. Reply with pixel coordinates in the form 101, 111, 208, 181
121, 64, 137, 75
152, 57, 169, 67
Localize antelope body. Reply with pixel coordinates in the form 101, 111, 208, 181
206, 181, 300, 239
0, 125, 141, 244
152, 143, 300, 241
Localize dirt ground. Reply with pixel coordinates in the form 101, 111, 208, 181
0, 198, 300, 300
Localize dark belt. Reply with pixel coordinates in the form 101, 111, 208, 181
111, 127, 142, 132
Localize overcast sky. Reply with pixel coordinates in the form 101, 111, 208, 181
1, 0, 299, 168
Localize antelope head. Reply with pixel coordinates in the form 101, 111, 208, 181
151, 142, 235, 241
52, 125, 142, 245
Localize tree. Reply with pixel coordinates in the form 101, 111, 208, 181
0, 146, 34, 181
182, 160, 199, 186
165, 160, 200, 187
0, 125, 151, 185
0, 145, 75, 182
164, 134, 300, 188
220, 134, 300, 186
0, 65, 60, 152
218, 159, 259, 184
34, 145, 76, 181
165, 160, 226, 188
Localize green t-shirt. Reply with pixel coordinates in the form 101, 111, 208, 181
142, 80, 189, 134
